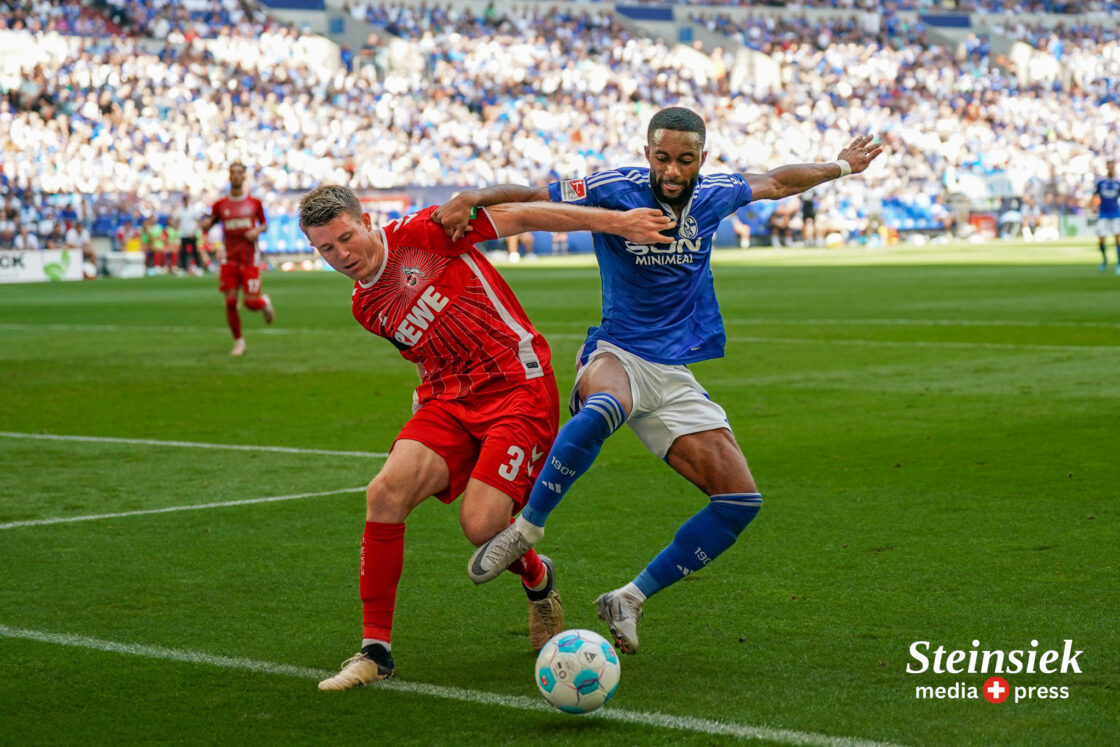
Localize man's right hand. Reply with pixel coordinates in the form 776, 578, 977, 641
618, 208, 677, 245
432, 192, 477, 242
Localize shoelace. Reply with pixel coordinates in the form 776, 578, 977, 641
339, 652, 367, 669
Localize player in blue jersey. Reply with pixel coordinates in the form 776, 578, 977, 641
433, 107, 882, 654
1092, 161, 1120, 273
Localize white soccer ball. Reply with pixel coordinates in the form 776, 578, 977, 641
535, 628, 620, 714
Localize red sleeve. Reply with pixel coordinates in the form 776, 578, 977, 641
255, 198, 267, 226
432, 205, 498, 256
400, 205, 498, 258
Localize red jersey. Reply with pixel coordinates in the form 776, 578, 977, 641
352, 205, 552, 403
211, 194, 266, 266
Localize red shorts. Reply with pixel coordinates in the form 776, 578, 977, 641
396, 374, 559, 506
219, 263, 262, 295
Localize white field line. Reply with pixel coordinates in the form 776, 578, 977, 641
0, 487, 366, 530
0, 431, 388, 458
0, 624, 903, 747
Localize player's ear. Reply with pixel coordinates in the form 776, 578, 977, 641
362, 212, 372, 230
700, 149, 708, 166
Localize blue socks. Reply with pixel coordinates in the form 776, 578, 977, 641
633, 493, 762, 598
520, 393, 625, 528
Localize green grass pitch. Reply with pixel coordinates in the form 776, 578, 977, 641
1, 239, 1118, 746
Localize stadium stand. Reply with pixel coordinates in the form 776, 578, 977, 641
0, 0, 1117, 265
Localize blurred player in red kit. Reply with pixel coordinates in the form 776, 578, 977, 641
298, 184, 673, 690
201, 162, 274, 356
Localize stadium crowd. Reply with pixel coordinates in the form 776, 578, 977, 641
535, 0, 1120, 11
1, 0, 1117, 254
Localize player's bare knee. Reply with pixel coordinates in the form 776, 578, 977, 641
365, 476, 412, 520
459, 511, 506, 547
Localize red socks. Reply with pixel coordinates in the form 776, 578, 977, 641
360, 521, 406, 643
509, 548, 547, 590
224, 297, 241, 339
359, 521, 545, 643
244, 296, 266, 311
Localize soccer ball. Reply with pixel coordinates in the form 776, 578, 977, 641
535, 629, 620, 714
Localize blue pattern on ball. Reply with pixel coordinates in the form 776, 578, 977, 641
538, 667, 557, 693
573, 670, 601, 695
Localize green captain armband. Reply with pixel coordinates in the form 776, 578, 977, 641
469, 207, 478, 220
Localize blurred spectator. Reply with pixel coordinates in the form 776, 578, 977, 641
44, 221, 67, 249
65, 220, 92, 253
731, 210, 752, 248
13, 224, 40, 251
175, 195, 210, 273
800, 190, 819, 247
767, 199, 798, 247
139, 215, 166, 274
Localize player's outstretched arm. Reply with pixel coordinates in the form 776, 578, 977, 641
487, 202, 675, 245
433, 185, 549, 241
746, 135, 883, 201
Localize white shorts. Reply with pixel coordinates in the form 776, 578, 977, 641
569, 340, 731, 459
1097, 217, 1120, 237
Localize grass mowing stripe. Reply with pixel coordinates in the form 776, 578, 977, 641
0, 431, 389, 458
724, 336, 1120, 353
0, 322, 309, 335
0, 487, 365, 530
7, 316, 1120, 336
544, 333, 1120, 352
722, 317, 1120, 329
6, 322, 1118, 352
0, 624, 903, 747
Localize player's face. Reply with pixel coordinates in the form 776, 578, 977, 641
229, 165, 246, 189
645, 129, 706, 208
305, 212, 382, 284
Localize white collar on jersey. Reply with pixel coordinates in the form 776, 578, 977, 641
653, 176, 696, 227
358, 227, 390, 289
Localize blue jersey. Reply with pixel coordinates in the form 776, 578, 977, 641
549, 168, 753, 365
1096, 178, 1120, 219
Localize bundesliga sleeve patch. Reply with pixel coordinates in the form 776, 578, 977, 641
560, 179, 587, 202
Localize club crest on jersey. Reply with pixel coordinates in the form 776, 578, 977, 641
678, 215, 698, 239
560, 179, 587, 202
402, 266, 424, 287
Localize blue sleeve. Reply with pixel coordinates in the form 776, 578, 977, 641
731, 173, 754, 209
704, 173, 754, 218
548, 175, 600, 208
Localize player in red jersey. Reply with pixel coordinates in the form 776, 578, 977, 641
299, 184, 673, 690
200, 162, 274, 356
